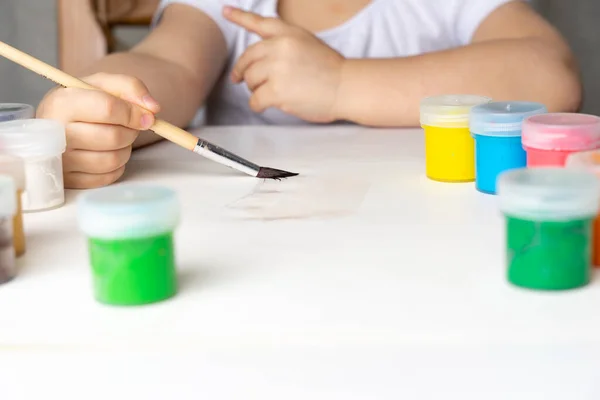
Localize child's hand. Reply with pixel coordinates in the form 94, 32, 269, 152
36, 73, 159, 189
224, 6, 345, 123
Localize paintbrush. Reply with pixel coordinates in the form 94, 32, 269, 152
0, 40, 298, 180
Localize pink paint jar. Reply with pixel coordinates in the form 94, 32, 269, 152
522, 113, 600, 167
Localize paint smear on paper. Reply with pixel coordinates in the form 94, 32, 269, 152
225, 170, 371, 221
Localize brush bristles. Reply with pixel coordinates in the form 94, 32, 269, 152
256, 167, 299, 180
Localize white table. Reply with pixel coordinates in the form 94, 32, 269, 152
2, 125, 600, 399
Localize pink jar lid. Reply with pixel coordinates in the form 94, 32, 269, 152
522, 113, 600, 151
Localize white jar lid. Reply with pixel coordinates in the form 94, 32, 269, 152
497, 167, 600, 221
77, 183, 180, 239
0, 119, 67, 158
0, 175, 16, 217
0, 154, 26, 190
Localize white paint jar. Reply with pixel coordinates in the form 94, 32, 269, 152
0, 119, 67, 212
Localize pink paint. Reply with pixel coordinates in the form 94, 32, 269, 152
522, 113, 600, 167
527, 148, 574, 167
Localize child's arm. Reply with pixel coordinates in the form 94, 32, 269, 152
37, 4, 227, 188
82, 4, 228, 146
335, 1, 580, 127
225, 2, 580, 127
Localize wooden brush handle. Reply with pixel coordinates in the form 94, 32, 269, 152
0, 40, 198, 151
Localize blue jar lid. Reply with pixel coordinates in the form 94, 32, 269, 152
470, 101, 547, 137
0, 104, 34, 122
77, 184, 180, 239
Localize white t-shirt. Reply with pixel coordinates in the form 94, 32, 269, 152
153, 0, 516, 126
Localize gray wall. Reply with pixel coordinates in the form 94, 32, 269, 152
532, 0, 600, 114
0, 0, 597, 114
0, 0, 57, 107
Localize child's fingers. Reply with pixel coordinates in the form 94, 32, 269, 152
62, 146, 132, 174
65, 122, 139, 151
248, 83, 277, 114
83, 73, 161, 114
223, 6, 287, 38
42, 87, 154, 131
241, 60, 270, 92
64, 167, 126, 189
231, 41, 270, 83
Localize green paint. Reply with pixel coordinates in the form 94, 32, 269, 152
506, 216, 593, 290
88, 232, 177, 305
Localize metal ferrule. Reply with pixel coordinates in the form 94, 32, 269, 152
193, 138, 260, 177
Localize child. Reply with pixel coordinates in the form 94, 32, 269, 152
36, 0, 580, 189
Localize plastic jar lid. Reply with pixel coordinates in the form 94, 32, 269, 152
0, 119, 66, 158
469, 101, 547, 137
497, 167, 600, 221
0, 154, 26, 190
420, 95, 491, 128
0, 175, 17, 217
0, 104, 34, 122
522, 113, 600, 151
77, 184, 180, 239
566, 150, 600, 177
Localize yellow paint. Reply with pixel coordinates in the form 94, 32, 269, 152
423, 125, 475, 182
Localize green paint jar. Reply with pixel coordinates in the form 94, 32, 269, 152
77, 184, 180, 305
497, 168, 600, 290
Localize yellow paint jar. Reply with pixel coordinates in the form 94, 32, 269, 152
420, 95, 492, 182
0, 155, 26, 256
